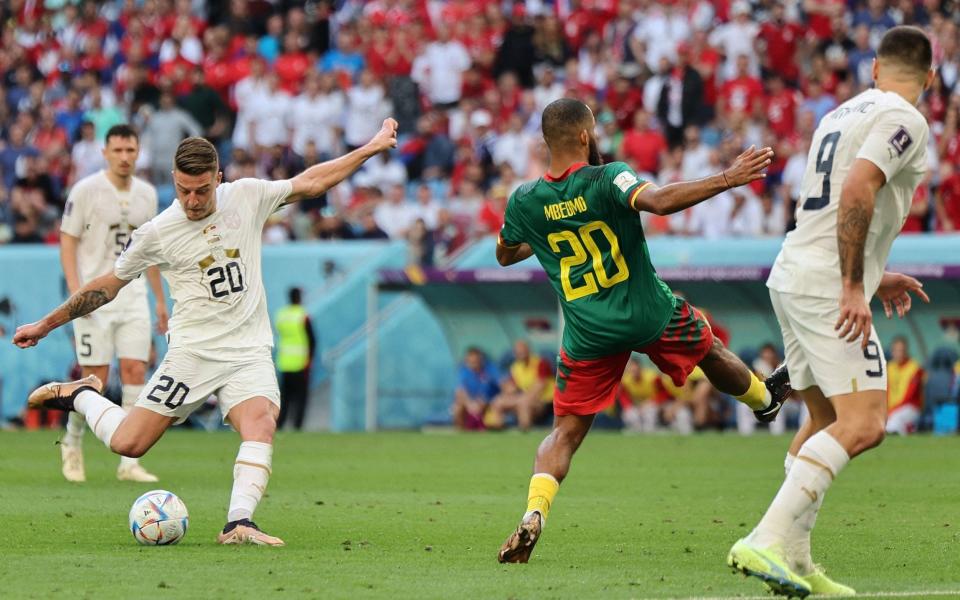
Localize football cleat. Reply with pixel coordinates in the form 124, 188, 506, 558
498, 511, 542, 564
60, 444, 86, 483
728, 538, 811, 598
27, 375, 103, 412
801, 565, 856, 596
117, 463, 160, 483
217, 519, 285, 546
756, 363, 792, 423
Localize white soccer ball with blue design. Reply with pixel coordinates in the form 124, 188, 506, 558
129, 490, 189, 545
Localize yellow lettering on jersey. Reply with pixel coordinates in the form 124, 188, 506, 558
225, 248, 240, 258
544, 196, 588, 221
199, 255, 215, 269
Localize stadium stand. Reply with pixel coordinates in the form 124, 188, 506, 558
3, 0, 960, 432
2, 0, 960, 251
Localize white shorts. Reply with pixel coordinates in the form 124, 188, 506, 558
769, 289, 887, 398
136, 346, 280, 424
73, 310, 151, 366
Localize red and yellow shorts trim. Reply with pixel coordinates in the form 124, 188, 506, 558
553, 299, 715, 417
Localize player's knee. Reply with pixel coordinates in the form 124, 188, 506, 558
110, 435, 147, 458
120, 361, 147, 385
846, 418, 886, 456
239, 408, 277, 442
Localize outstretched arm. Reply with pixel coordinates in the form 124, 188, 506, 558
13, 272, 130, 348
834, 158, 886, 349
286, 118, 398, 204
632, 146, 773, 215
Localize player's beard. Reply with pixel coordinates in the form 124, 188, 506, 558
587, 136, 603, 166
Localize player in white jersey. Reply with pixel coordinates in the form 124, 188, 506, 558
59, 124, 167, 484
728, 27, 934, 597
15, 119, 399, 546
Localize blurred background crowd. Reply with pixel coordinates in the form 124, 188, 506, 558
2, 0, 960, 261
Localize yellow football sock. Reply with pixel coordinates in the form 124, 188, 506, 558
526, 473, 560, 520
736, 373, 771, 410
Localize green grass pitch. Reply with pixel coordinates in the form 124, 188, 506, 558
2, 430, 958, 599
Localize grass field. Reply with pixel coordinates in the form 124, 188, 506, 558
2, 430, 959, 599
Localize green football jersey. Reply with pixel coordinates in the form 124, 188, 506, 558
500, 162, 676, 360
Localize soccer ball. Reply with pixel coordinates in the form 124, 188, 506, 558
129, 490, 189, 545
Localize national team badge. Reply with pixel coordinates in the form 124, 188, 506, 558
888, 126, 912, 157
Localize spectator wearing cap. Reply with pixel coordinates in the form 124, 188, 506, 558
412, 24, 472, 109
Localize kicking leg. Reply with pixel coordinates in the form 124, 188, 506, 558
116, 358, 159, 481
698, 338, 792, 423
61, 365, 108, 482
498, 413, 594, 563
218, 396, 285, 546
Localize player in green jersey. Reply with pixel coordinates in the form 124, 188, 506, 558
496, 98, 790, 564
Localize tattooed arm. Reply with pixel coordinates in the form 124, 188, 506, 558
12, 272, 130, 349
834, 158, 886, 350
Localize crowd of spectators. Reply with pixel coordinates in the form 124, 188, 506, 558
3, 0, 960, 257
452, 337, 810, 433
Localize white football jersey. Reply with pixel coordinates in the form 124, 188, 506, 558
768, 88, 929, 299
61, 170, 158, 314
114, 178, 292, 353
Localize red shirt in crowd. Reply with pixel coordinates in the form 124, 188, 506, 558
721, 75, 764, 115
758, 21, 804, 82
607, 86, 643, 131
478, 198, 506, 234
275, 50, 311, 94
938, 173, 960, 231
902, 185, 928, 233
765, 89, 798, 137
621, 128, 667, 175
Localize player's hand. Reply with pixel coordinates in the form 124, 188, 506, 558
723, 145, 774, 187
835, 286, 873, 350
12, 321, 49, 349
877, 272, 929, 319
155, 301, 169, 335
369, 118, 399, 153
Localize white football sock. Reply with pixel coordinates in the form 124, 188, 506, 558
748, 431, 849, 550
227, 441, 272, 523
782, 452, 820, 575
64, 411, 85, 447
74, 389, 126, 449
119, 384, 143, 468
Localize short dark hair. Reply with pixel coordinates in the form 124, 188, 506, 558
541, 98, 593, 150
105, 124, 139, 145
289, 287, 302, 304
877, 26, 932, 75
174, 137, 219, 175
